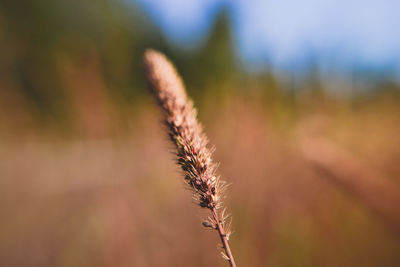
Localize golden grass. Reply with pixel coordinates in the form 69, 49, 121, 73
0, 94, 399, 266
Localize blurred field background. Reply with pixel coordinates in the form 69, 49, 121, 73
1, 1, 400, 266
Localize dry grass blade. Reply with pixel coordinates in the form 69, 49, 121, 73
143, 49, 237, 267
301, 136, 400, 235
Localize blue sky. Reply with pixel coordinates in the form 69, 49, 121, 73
135, 0, 400, 74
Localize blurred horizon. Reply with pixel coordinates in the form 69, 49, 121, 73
1, 0, 399, 132
135, 0, 400, 78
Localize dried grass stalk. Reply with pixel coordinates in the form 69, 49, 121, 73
143, 49, 236, 267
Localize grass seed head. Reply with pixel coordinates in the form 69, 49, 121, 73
143, 49, 222, 210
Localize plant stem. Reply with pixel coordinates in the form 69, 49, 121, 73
211, 208, 236, 267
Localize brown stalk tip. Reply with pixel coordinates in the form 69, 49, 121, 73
143, 49, 237, 267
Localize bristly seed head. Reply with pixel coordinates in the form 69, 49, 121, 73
143, 49, 223, 210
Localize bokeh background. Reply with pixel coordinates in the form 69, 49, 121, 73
1, 0, 400, 266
